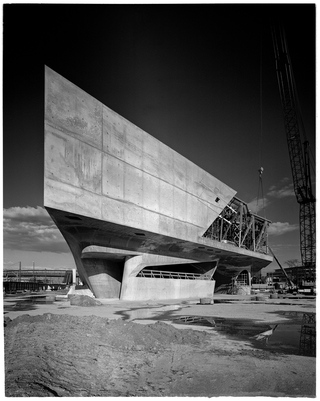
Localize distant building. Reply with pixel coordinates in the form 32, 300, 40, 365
267, 266, 315, 287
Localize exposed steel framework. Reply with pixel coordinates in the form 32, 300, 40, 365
271, 24, 316, 271
203, 196, 270, 254
3, 269, 78, 284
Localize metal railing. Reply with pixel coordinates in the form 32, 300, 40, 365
137, 269, 212, 280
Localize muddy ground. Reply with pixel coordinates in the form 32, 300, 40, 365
4, 298, 316, 397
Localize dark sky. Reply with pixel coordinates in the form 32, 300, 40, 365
3, 4, 315, 211
3, 4, 316, 271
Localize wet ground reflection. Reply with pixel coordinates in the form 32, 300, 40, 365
4, 294, 62, 312
123, 304, 182, 321
171, 313, 315, 357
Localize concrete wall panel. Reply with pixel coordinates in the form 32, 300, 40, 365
173, 152, 187, 191
101, 195, 161, 231
123, 124, 143, 169
121, 202, 144, 229
101, 196, 123, 223
157, 144, 174, 184
44, 178, 102, 219
45, 66, 237, 240
103, 105, 143, 169
142, 172, 160, 213
102, 154, 124, 199
121, 277, 215, 301
103, 107, 125, 159
159, 214, 175, 236
186, 192, 202, 226
141, 208, 160, 234
45, 128, 102, 194
173, 186, 187, 222
142, 133, 160, 177
173, 218, 188, 239
159, 180, 174, 218
124, 163, 143, 206
45, 67, 102, 149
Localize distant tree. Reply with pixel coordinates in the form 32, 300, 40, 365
285, 259, 300, 267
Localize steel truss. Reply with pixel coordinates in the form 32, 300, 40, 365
203, 196, 270, 254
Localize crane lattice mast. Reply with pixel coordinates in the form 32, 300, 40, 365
271, 24, 315, 274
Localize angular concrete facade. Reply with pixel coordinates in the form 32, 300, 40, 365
44, 66, 273, 300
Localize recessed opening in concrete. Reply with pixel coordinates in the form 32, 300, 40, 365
137, 261, 217, 280
67, 215, 82, 221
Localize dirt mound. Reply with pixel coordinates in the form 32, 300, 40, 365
6, 313, 208, 351
69, 295, 102, 306
4, 313, 315, 397
4, 314, 209, 397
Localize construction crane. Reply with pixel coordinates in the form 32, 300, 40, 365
271, 24, 316, 279
268, 246, 295, 289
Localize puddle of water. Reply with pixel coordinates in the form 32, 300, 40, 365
125, 305, 315, 357
5, 296, 62, 311
171, 315, 315, 357
172, 316, 216, 327
126, 305, 181, 321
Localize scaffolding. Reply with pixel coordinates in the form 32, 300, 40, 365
203, 196, 270, 254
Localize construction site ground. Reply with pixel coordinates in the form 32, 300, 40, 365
3, 292, 316, 397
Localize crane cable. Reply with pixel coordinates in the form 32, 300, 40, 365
257, 23, 265, 217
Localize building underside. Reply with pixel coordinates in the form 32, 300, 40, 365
46, 205, 272, 299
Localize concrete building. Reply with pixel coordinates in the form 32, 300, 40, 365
44, 66, 273, 300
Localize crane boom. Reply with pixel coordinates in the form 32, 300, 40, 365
271, 24, 316, 272
268, 246, 295, 289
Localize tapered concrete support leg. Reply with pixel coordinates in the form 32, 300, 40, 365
83, 258, 124, 298
120, 255, 144, 301
61, 235, 94, 295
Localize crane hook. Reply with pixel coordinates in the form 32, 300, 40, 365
258, 167, 264, 178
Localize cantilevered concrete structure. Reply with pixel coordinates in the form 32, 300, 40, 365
44, 66, 273, 300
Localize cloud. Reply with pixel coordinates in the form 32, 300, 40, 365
268, 221, 299, 236
267, 183, 295, 198
280, 177, 290, 183
3, 206, 70, 253
247, 178, 294, 213
247, 197, 270, 214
